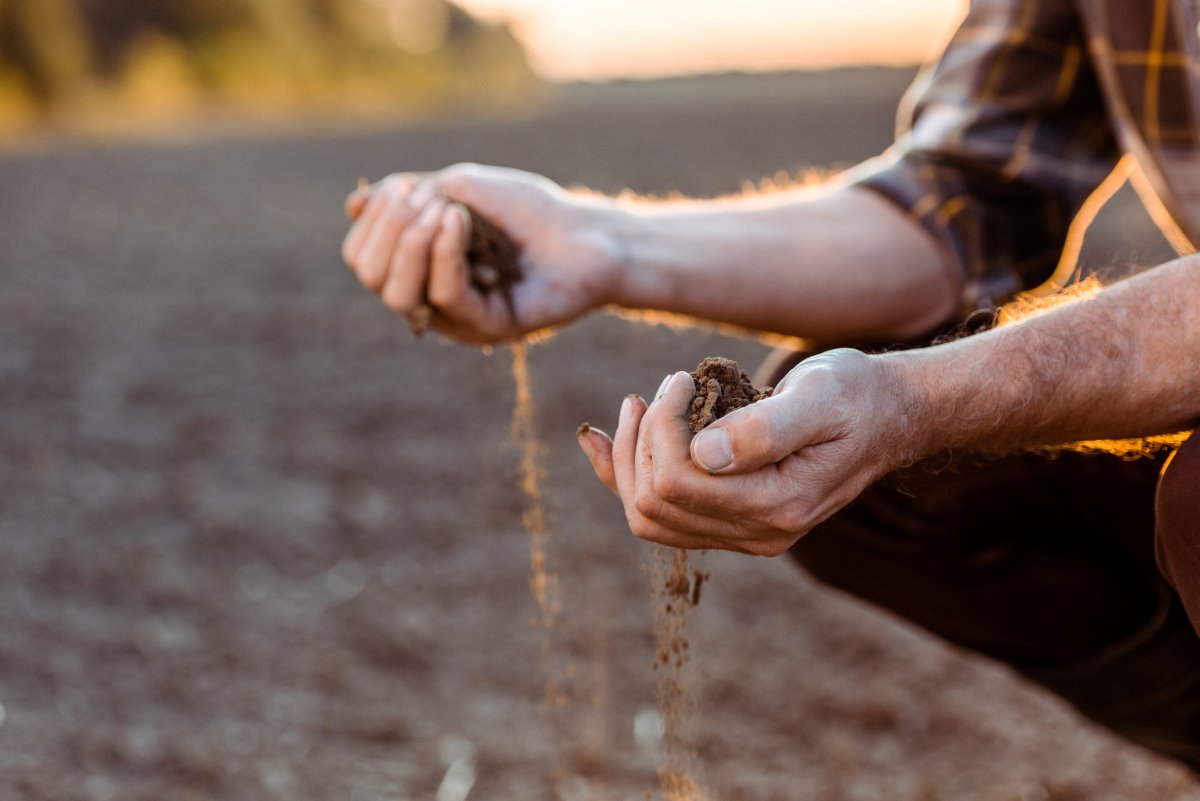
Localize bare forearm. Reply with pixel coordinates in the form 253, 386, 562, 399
888, 256, 1200, 457
601, 184, 961, 342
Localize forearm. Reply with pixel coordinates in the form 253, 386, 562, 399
888, 256, 1200, 458
600, 183, 962, 342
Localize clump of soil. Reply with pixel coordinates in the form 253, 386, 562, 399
688, 357, 773, 434
464, 204, 523, 303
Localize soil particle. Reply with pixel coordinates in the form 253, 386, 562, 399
688, 357, 772, 434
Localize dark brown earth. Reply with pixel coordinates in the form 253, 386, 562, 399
687, 357, 772, 434
0, 69, 1194, 801
464, 204, 523, 301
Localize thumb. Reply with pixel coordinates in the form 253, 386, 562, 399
690, 391, 836, 475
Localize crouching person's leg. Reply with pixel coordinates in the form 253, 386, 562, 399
758, 348, 1200, 769
1156, 431, 1200, 629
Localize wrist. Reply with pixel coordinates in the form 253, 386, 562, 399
590, 197, 649, 310
873, 349, 943, 467
563, 192, 642, 309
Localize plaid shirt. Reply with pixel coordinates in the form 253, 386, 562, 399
853, 0, 1200, 312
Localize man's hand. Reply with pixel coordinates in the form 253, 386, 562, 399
576, 349, 921, 555
342, 164, 623, 344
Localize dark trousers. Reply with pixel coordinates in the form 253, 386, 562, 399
758, 349, 1200, 768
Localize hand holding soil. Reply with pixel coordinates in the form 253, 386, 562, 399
577, 349, 915, 556
341, 164, 621, 345
344, 172, 523, 337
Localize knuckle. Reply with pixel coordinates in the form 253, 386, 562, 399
439, 163, 477, 189
733, 406, 775, 452
380, 281, 413, 312
628, 516, 656, 542
362, 274, 387, 295
769, 506, 808, 533
446, 161, 482, 178
634, 488, 664, 522
651, 469, 683, 504
381, 172, 413, 190
356, 263, 386, 293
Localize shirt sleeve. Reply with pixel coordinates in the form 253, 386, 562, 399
847, 0, 1119, 312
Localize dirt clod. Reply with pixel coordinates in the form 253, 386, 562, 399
406, 305, 433, 338
688, 357, 772, 434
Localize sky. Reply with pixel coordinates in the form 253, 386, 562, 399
453, 0, 967, 81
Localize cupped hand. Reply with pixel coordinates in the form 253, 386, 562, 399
576, 349, 924, 555
342, 163, 624, 345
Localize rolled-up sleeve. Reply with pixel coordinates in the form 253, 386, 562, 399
849, 0, 1119, 311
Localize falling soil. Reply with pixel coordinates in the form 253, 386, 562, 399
510, 341, 574, 791
652, 548, 711, 801
511, 343, 558, 632
688, 357, 773, 434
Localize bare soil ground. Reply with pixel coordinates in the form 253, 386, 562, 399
0, 69, 1193, 800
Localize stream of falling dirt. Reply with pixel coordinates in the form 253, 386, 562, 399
511, 342, 558, 632
510, 341, 573, 791
512, 342, 707, 800
651, 547, 709, 801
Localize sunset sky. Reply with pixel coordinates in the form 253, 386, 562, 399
453, 0, 966, 80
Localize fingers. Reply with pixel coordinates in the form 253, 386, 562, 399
342, 175, 420, 283
589, 356, 884, 557
343, 176, 506, 335
691, 363, 845, 475
345, 183, 370, 220
427, 203, 500, 334
357, 191, 425, 292
345, 173, 418, 221
607, 382, 759, 553
577, 424, 617, 494
379, 197, 446, 314
341, 187, 392, 269
612, 394, 647, 513
345, 191, 367, 221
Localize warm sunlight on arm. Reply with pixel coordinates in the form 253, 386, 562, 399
455, 0, 966, 80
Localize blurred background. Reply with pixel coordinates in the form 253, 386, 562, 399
0, 0, 964, 138
1, 2, 1194, 800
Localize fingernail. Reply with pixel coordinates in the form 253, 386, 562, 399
619, 396, 632, 428
408, 182, 436, 209
655, 373, 672, 400
692, 428, 733, 472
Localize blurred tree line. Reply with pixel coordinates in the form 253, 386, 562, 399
0, 0, 539, 132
